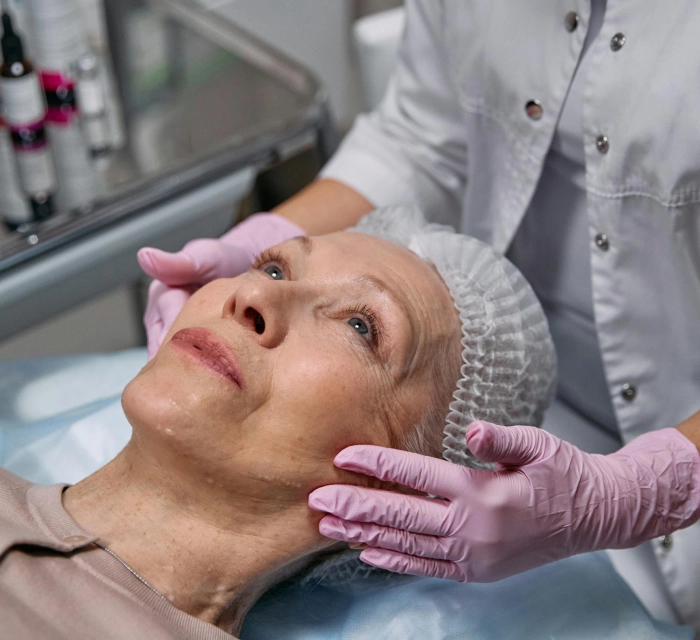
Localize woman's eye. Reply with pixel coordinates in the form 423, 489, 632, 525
264, 265, 284, 280
348, 317, 369, 336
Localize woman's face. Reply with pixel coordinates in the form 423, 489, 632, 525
123, 232, 459, 501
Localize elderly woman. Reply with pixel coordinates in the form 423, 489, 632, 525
0, 208, 555, 639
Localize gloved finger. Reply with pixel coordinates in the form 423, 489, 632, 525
146, 318, 164, 361
144, 281, 191, 359
466, 421, 557, 467
360, 547, 466, 582
144, 281, 190, 332
309, 485, 450, 536
144, 281, 167, 360
139, 240, 251, 286
138, 248, 200, 285
332, 445, 468, 499
320, 515, 453, 561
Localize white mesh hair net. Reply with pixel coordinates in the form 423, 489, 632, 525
351, 206, 557, 470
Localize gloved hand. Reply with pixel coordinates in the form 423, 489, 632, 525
137, 213, 305, 359
309, 422, 700, 583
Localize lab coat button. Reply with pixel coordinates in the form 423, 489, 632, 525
621, 383, 637, 402
610, 33, 626, 51
564, 12, 579, 32
525, 100, 543, 120
596, 135, 609, 154
661, 534, 673, 551
595, 234, 610, 251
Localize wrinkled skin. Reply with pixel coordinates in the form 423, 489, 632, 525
124, 232, 460, 503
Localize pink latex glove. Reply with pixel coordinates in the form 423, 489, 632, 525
309, 422, 700, 583
137, 213, 305, 359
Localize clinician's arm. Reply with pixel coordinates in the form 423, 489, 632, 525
272, 178, 374, 235
309, 418, 700, 583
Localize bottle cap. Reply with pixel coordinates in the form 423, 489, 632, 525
1, 12, 25, 66
75, 53, 99, 76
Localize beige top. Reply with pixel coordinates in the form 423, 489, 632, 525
0, 468, 236, 640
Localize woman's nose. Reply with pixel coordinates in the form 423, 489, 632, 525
223, 282, 289, 348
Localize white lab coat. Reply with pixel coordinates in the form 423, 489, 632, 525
322, 0, 700, 629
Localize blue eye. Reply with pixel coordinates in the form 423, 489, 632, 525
348, 317, 369, 336
264, 265, 284, 280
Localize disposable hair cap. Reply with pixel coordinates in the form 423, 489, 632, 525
351, 206, 557, 469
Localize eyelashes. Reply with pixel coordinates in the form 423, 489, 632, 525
252, 248, 289, 277
252, 248, 382, 350
346, 303, 380, 347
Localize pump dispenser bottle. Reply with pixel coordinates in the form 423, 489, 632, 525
0, 7, 56, 223
25, 0, 105, 211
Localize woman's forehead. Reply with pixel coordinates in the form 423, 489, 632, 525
314, 232, 441, 283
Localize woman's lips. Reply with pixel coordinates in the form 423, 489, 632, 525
169, 328, 244, 389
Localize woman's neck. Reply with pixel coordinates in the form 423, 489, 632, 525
63, 439, 326, 636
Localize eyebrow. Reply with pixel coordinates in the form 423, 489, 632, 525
353, 274, 410, 318
289, 237, 407, 314
289, 235, 312, 255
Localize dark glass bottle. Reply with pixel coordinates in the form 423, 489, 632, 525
0, 10, 56, 228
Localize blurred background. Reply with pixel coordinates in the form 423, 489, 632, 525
0, 0, 404, 360
205, 0, 403, 130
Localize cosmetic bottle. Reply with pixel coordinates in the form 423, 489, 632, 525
74, 52, 110, 156
74, 0, 124, 151
0, 112, 33, 230
0, 9, 56, 221
24, 0, 83, 114
24, 0, 105, 210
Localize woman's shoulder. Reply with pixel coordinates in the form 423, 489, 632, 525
0, 468, 43, 554
0, 467, 36, 525
0, 468, 76, 558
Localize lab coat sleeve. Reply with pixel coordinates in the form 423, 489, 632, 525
321, 0, 467, 220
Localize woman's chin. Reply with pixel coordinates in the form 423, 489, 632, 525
121, 365, 242, 445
